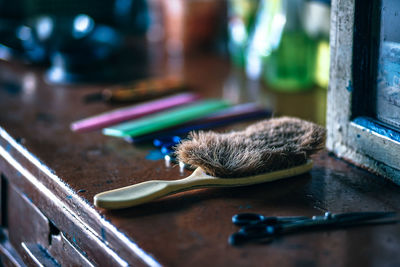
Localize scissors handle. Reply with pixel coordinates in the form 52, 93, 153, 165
232, 213, 309, 226
232, 213, 264, 226
332, 211, 397, 223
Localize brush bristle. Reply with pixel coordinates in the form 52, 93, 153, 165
176, 117, 326, 178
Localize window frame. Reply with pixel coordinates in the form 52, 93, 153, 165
327, 0, 400, 184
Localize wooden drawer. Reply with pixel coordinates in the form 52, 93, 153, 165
1, 175, 93, 266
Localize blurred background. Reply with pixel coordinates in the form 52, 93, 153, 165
0, 0, 330, 125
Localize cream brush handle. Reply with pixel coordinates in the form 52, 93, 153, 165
94, 168, 214, 209
94, 161, 313, 209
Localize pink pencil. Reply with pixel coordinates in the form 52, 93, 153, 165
70, 93, 201, 132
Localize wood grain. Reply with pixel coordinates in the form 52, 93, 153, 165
0, 56, 399, 266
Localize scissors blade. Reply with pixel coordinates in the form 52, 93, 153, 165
332, 211, 397, 224
266, 211, 397, 235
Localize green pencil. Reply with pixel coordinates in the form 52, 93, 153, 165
103, 99, 231, 137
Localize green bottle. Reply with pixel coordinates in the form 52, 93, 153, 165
227, 0, 260, 67
303, 0, 331, 89
263, 30, 316, 90
246, 0, 317, 91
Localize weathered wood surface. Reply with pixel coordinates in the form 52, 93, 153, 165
0, 55, 399, 266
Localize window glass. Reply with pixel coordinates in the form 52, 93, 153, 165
376, 0, 400, 129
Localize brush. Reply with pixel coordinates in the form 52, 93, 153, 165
94, 117, 326, 209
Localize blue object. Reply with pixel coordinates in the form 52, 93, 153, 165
160, 146, 174, 155
152, 135, 182, 160
353, 117, 400, 143
153, 136, 181, 147
145, 150, 165, 161
229, 211, 397, 246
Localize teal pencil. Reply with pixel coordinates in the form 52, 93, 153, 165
102, 99, 231, 137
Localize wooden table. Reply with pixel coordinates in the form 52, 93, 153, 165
0, 55, 399, 266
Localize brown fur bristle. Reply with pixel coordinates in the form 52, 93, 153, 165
176, 117, 326, 178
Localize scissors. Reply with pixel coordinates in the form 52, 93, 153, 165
232, 213, 309, 226
229, 211, 398, 246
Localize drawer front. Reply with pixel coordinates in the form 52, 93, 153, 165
1, 175, 94, 266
